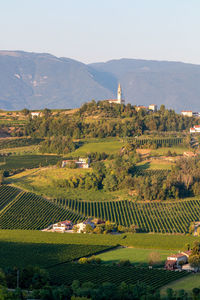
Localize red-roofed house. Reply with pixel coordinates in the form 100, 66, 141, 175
190, 125, 200, 133
165, 253, 188, 270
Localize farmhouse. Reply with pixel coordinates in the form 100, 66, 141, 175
52, 220, 73, 232
165, 253, 188, 270
62, 157, 90, 168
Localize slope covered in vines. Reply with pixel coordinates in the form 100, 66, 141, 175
0, 186, 83, 230
54, 198, 200, 234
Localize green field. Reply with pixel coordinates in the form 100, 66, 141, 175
98, 247, 176, 267
151, 146, 189, 156
0, 230, 198, 250
0, 154, 60, 170
161, 274, 200, 292
69, 140, 124, 156
136, 160, 173, 170
0, 137, 42, 150
7, 168, 131, 200
0, 230, 112, 270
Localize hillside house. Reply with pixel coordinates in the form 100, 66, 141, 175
135, 105, 148, 112
190, 125, 200, 133
74, 219, 95, 233
62, 157, 90, 168
52, 220, 73, 232
31, 112, 41, 118
165, 253, 188, 270
181, 111, 193, 117
149, 104, 157, 112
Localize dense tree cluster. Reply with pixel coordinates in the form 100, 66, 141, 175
40, 136, 77, 154
24, 103, 198, 139
134, 157, 200, 200
55, 153, 139, 192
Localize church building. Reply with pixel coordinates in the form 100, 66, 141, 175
106, 83, 125, 105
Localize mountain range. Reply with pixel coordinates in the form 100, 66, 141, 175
0, 50, 200, 112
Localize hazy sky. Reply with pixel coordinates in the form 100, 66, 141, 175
0, 0, 200, 64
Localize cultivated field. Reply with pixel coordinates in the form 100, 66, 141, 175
98, 247, 176, 267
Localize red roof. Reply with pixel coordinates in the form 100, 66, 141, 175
181, 110, 192, 112
165, 260, 176, 265
181, 250, 192, 256
60, 220, 72, 225
168, 253, 186, 258
194, 125, 200, 128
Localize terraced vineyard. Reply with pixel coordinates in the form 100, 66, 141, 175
54, 198, 200, 233
132, 137, 183, 147
0, 186, 83, 229
49, 263, 189, 289
0, 185, 20, 210
1, 185, 200, 233
0, 155, 60, 170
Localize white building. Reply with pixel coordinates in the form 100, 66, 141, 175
31, 112, 41, 118
74, 219, 95, 233
62, 157, 90, 168
181, 111, 193, 117
149, 104, 157, 112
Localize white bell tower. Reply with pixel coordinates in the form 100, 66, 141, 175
117, 83, 122, 104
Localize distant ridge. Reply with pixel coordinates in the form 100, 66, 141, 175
1, 50, 200, 111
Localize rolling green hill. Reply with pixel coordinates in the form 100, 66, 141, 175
1, 185, 200, 233
0, 185, 83, 230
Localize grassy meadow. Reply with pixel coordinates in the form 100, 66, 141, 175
136, 160, 174, 170
6, 166, 132, 200
98, 247, 176, 267
69, 139, 124, 156
161, 274, 200, 292
0, 155, 60, 170
0, 230, 199, 250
